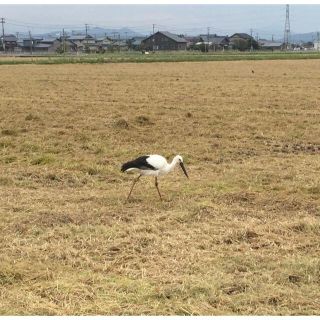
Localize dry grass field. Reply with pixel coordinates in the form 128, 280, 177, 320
0, 60, 320, 315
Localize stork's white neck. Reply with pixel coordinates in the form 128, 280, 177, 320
166, 155, 180, 173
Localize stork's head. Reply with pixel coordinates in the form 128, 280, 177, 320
176, 155, 189, 178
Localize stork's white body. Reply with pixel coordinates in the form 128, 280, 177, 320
126, 155, 175, 177
121, 154, 188, 200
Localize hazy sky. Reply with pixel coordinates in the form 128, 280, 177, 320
1, 5, 320, 38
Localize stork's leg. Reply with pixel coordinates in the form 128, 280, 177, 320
127, 175, 141, 200
155, 177, 162, 201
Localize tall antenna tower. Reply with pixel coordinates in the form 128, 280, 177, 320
284, 4, 290, 50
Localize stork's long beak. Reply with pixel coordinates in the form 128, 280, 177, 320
180, 162, 189, 178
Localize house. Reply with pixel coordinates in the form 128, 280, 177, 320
33, 43, 55, 53
230, 33, 253, 41
34, 37, 77, 53
184, 36, 202, 49
34, 37, 61, 53
0, 34, 18, 52
112, 39, 129, 51
229, 33, 254, 46
20, 36, 43, 53
95, 36, 114, 52
229, 33, 256, 50
141, 31, 187, 51
301, 42, 314, 50
258, 40, 283, 51
18, 36, 75, 54
314, 40, 320, 50
67, 34, 96, 52
199, 34, 230, 50
128, 36, 146, 50
57, 36, 78, 53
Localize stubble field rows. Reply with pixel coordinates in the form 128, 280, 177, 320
0, 60, 319, 315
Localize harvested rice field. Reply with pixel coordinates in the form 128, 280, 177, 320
0, 60, 320, 315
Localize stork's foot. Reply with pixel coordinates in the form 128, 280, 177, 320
126, 175, 141, 201
155, 177, 163, 201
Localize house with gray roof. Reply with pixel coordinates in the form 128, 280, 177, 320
67, 34, 97, 52
95, 36, 114, 51
258, 40, 283, 51
229, 33, 257, 51
141, 31, 187, 51
112, 39, 129, 51
20, 37, 43, 53
18, 36, 75, 54
129, 36, 146, 50
0, 34, 18, 52
314, 40, 320, 51
198, 34, 230, 50
230, 33, 253, 40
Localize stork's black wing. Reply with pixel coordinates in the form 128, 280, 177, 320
121, 156, 156, 172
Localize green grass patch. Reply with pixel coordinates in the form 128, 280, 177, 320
1, 51, 320, 65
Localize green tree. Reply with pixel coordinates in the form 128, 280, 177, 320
232, 38, 259, 51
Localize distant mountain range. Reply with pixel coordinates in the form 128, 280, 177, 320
289, 32, 319, 43
273, 32, 319, 43
42, 27, 146, 39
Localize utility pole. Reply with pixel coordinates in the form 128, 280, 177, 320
28, 30, 33, 55
250, 28, 253, 52
272, 34, 274, 42
85, 23, 89, 52
85, 24, 88, 37
152, 24, 155, 52
284, 4, 290, 50
1, 18, 5, 51
207, 27, 210, 52
62, 28, 66, 54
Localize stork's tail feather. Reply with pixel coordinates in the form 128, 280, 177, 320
121, 156, 155, 172
121, 160, 134, 172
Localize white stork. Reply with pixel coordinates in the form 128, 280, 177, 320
121, 154, 189, 200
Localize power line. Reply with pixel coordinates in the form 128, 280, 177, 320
6, 18, 85, 29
